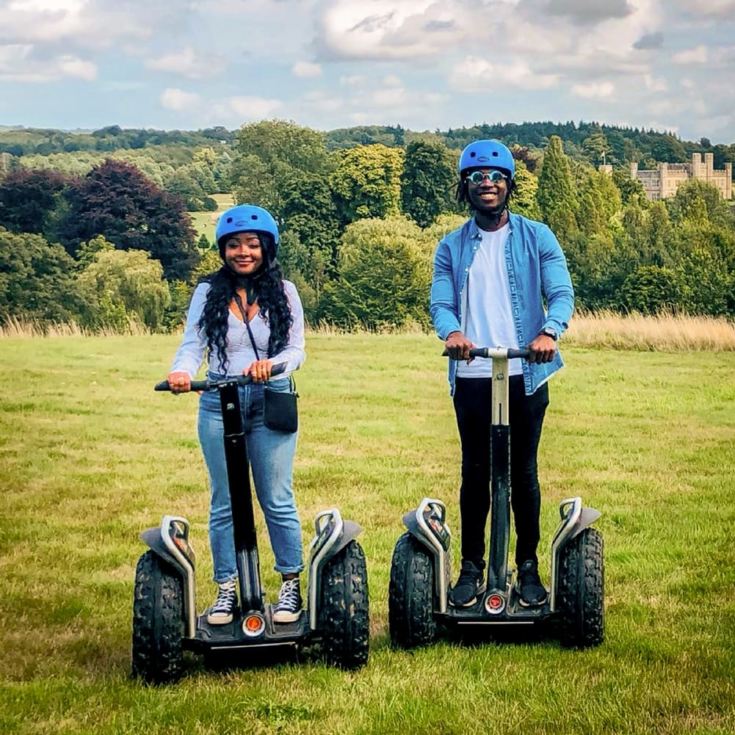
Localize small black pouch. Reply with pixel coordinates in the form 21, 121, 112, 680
237, 298, 299, 433
264, 379, 299, 433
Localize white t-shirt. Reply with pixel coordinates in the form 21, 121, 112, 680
456, 223, 522, 378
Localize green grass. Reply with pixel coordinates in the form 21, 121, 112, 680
1, 334, 734, 734
189, 193, 234, 241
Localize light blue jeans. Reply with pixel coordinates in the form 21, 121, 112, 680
197, 376, 303, 582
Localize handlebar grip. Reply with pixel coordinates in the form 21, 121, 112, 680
442, 347, 531, 359
154, 362, 288, 392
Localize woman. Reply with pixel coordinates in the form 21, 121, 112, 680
167, 204, 305, 625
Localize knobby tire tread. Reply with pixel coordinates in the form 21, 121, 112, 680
389, 533, 436, 649
131, 550, 185, 683
318, 541, 370, 670
558, 527, 604, 648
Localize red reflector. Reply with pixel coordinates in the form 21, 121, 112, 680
243, 614, 265, 636
489, 595, 503, 608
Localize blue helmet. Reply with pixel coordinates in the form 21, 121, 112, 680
458, 139, 515, 178
215, 204, 280, 250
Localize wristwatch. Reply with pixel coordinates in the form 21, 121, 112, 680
540, 327, 558, 341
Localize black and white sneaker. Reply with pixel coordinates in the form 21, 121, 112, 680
272, 578, 302, 623
449, 560, 486, 607
207, 579, 237, 625
516, 560, 548, 607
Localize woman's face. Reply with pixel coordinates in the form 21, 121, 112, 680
223, 232, 264, 276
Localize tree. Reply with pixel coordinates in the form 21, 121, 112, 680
537, 136, 579, 244
60, 159, 198, 281
582, 129, 612, 165
510, 161, 541, 220
0, 168, 68, 238
231, 120, 333, 219
331, 145, 404, 225
400, 139, 456, 228
612, 167, 645, 205
281, 171, 342, 269
620, 265, 684, 314
319, 216, 431, 329
77, 248, 171, 330
668, 179, 733, 229
577, 170, 622, 237
0, 228, 83, 323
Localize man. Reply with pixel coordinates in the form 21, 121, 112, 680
430, 139, 574, 608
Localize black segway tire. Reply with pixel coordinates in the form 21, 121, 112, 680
557, 527, 604, 648
389, 533, 436, 649
132, 550, 186, 683
318, 540, 369, 670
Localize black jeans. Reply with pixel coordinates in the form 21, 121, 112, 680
453, 376, 549, 568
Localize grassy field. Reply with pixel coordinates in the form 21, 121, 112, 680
1, 333, 734, 734
189, 193, 234, 242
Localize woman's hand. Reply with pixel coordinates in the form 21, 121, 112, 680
246, 359, 274, 382
167, 370, 191, 393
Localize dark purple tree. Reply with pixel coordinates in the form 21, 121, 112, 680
60, 159, 198, 280
0, 168, 68, 238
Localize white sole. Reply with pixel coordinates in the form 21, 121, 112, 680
450, 583, 487, 608
207, 613, 234, 625
272, 610, 301, 624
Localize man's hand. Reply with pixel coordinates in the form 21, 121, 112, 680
527, 334, 556, 364
445, 331, 475, 361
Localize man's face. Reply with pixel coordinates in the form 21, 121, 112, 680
465, 168, 510, 212
223, 232, 264, 276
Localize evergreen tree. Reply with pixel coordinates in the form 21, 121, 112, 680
509, 161, 541, 220
537, 136, 579, 244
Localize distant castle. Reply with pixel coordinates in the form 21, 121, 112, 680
628, 153, 732, 201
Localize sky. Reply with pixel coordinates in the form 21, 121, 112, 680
0, 0, 734, 143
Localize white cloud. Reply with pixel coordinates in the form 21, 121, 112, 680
571, 81, 615, 99
673, 45, 708, 64
317, 0, 465, 60
644, 74, 667, 92
58, 54, 97, 80
450, 56, 559, 91
671, 0, 735, 17
160, 87, 201, 112
146, 47, 227, 80
215, 95, 283, 121
0, 43, 96, 82
292, 60, 322, 78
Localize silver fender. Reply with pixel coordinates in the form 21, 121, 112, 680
549, 498, 601, 612
403, 498, 451, 614
139, 515, 197, 639
307, 508, 363, 631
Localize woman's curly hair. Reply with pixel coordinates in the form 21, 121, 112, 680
198, 234, 292, 374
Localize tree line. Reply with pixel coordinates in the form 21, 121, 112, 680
1, 120, 733, 333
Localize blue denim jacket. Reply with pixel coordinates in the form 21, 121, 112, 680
430, 213, 574, 395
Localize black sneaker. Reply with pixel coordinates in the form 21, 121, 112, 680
516, 560, 548, 607
207, 579, 237, 625
450, 560, 486, 607
273, 578, 302, 623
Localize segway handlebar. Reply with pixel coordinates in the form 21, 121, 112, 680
442, 347, 531, 360
154, 362, 287, 392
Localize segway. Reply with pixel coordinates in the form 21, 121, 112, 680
389, 347, 603, 649
132, 365, 369, 683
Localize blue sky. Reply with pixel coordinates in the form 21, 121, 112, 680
0, 0, 733, 143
